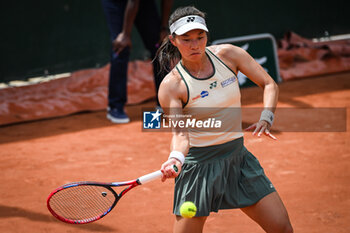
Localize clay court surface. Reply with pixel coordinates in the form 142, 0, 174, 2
0, 72, 349, 233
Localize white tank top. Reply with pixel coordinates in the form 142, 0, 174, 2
176, 48, 244, 147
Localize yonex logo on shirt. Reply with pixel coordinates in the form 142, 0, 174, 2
209, 81, 217, 89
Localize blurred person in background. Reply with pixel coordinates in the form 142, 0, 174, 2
101, 0, 173, 123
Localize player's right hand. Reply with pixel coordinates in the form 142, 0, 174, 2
160, 158, 181, 182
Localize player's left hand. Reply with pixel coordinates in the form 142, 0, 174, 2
245, 120, 277, 140
160, 158, 181, 182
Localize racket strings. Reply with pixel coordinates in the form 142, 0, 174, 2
49, 185, 116, 221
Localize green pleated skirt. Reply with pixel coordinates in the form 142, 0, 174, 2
173, 137, 276, 217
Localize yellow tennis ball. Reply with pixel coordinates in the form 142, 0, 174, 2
180, 201, 197, 218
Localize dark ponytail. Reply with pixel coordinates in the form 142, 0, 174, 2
155, 37, 181, 74
154, 6, 206, 74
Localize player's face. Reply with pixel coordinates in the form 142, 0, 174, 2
170, 29, 207, 61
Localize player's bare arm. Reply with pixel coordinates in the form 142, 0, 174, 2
210, 44, 279, 139
158, 70, 189, 181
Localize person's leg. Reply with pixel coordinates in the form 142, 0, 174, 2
101, 0, 130, 122
173, 216, 207, 233
240, 192, 293, 233
134, 0, 164, 106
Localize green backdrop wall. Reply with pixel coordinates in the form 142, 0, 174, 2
1, 0, 348, 82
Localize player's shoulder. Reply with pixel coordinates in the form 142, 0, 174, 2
163, 67, 182, 82
207, 44, 246, 59
159, 66, 188, 107
160, 68, 183, 91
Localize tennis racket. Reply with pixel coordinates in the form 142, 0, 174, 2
47, 165, 177, 224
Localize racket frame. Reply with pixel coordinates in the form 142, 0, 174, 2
47, 180, 138, 224
47, 168, 174, 224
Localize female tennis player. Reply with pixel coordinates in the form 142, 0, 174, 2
158, 6, 293, 233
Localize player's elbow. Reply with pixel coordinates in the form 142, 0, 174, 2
265, 80, 279, 95
273, 81, 279, 95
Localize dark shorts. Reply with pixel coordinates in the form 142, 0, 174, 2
173, 137, 276, 217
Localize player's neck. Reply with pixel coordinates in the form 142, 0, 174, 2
182, 54, 212, 79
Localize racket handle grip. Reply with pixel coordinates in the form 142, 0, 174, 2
138, 165, 179, 184
138, 170, 162, 184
